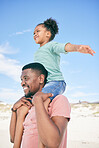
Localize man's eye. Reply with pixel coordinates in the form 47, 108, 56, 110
24, 77, 27, 80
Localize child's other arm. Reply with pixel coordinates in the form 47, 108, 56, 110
65, 43, 95, 56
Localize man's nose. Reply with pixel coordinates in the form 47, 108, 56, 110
21, 80, 26, 87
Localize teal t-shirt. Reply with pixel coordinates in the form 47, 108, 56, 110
34, 41, 67, 82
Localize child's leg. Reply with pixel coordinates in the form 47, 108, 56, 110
13, 106, 29, 148
42, 80, 66, 101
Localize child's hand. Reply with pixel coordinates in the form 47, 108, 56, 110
77, 45, 95, 56
65, 43, 95, 56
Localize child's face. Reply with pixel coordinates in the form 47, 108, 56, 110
33, 25, 51, 46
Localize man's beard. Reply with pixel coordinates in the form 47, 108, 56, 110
25, 92, 34, 98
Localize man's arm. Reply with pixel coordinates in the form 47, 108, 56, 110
13, 106, 29, 148
10, 97, 32, 143
65, 43, 95, 56
33, 92, 69, 148
10, 111, 17, 143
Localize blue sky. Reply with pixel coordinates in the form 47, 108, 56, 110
0, 0, 99, 104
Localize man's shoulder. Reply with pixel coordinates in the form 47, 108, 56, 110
53, 95, 69, 103
51, 95, 70, 109
49, 95, 71, 119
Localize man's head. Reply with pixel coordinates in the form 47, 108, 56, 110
21, 63, 48, 98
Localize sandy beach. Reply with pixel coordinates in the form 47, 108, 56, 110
0, 102, 99, 148
67, 103, 99, 148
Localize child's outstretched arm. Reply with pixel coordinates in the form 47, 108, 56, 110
65, 43, 95, 56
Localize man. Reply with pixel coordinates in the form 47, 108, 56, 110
10, 63, 71, 148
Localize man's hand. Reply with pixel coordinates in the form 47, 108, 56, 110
12, 96, 32, 111
32, 92, 53, 105
44, 98, 51, 113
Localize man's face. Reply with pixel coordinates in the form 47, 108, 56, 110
21, 69, 41, 97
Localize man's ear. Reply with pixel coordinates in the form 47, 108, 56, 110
39, 74, 45, 84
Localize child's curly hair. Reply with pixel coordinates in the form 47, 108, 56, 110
37, 18, 59, 41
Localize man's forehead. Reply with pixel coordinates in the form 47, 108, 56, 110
22, 68, 31, 73
21, 68, 39, 77
21, 69, 33, 76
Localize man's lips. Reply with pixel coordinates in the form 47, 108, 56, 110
23, 87, 29, 91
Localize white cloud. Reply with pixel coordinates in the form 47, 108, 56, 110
16, 32, 24, 35
0, 42, 18, 54
66, 85, 87, 91
70, 70, 82, 74
0, 42, 22, 82
23, 29, 32, 33
60, 60, 69, 65
9, 28, 33, 37
63, 84, 99, 103
63, 91, 99, 103
70, 91, 86, 98
0, 53, 21, 82
0, 88, 23, 103
70, 91, 99, 98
